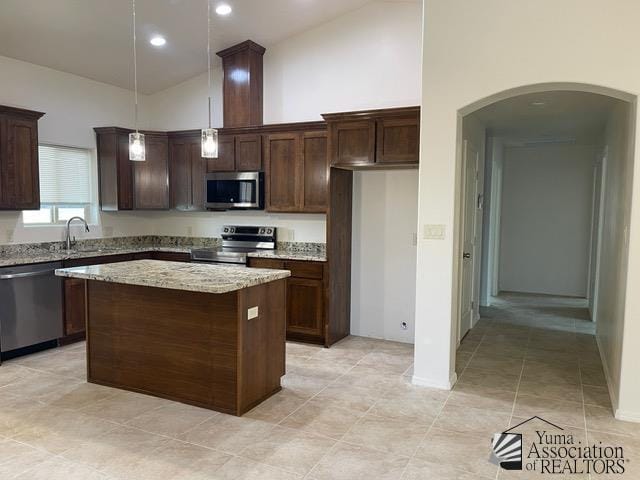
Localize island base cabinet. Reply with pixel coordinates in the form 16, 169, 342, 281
85, 278, 286, 416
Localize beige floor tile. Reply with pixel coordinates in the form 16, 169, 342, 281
330, 368, 402, 393
281, 371, 331, 398
517, 378, 582, 403
311, 346, 369, 365
356, 351, 414, 374
60, 425, 170, 477
341, 413, 428, 456
279, 398, 364, 439
45, 382, 119, 410
285, 356, 351, 381
0, 364, 36, 388
513, 394, 585, 429
0, 369, 83, 402
286, 342, 323, 358
368, 394, 442, 425
585, 404, 640, 438
401, 457, 492, 479
308, 442, 408, 480
433, 402, 511, 435
521, 363, 581, 385
448, 383, 516, 414
180, 414, 275, 454
240, 425, 335, 476
125, 401, 217, 437
9, 407, 118, 455
213, 456, 302, 480
0, 394, 50, 438
415, 427, 498, 478
466, 354, 524, 375
457, 367, 521, 392
0, 438, 52, 479
312, 384, 381, 413
244, 390, 308, 424
16, 350, 86, 379
587, 430, 640, 479
80, 390, 167, 423
581, 366, 607, 386
582, 385, 612, 408
124, 439, 231, 480
13, 457, 109, 480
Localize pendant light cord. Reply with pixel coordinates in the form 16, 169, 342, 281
132, 0, 139, 133
207, 0, 212, 129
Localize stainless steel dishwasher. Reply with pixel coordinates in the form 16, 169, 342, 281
0, 261, 63, 355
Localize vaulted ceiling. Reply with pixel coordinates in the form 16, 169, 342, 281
0, 0, 403, 93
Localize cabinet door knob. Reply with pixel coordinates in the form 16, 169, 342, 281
463, 252, 471, 259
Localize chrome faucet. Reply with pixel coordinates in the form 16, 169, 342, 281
65, 216, 90, 251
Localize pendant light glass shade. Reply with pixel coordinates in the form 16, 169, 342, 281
129, 132, 146, 161
201, 128, 218, 158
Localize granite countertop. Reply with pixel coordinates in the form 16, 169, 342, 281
0, 245, 193, 268
55, 259, 291, 294
247, 250, 327, 262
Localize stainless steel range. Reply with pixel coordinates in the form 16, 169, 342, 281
190, 225, 277, 265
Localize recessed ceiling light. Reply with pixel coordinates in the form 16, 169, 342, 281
150, 36, 167, 47
530, 101, 546, 107
216, 4, 232, 15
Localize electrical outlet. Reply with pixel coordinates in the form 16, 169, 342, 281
423, 224, 446, 240
248, 306, 259, 320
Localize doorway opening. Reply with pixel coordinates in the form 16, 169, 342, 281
453, 85, 636, 421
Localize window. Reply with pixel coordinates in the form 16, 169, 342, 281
22, 144, 93, 225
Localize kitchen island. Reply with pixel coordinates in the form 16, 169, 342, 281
55, 260, 290, 416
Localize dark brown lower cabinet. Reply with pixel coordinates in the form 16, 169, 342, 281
247, 257, 335, 346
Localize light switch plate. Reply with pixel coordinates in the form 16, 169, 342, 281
423, 224, 446, 240
248, 306, 259, 320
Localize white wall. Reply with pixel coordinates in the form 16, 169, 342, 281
416, 0, 640, 418
596, 102, 635, 414
498, 144, 596, 297
0, 55, 155, 244
351, 170, 419, 343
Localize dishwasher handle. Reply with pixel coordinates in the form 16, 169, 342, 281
0, 269, 58, 280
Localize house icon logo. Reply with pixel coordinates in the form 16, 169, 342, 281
490, 416, 563, 472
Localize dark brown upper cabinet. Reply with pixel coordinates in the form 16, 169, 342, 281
206, 134, 236, 172
0, 106, 44, 210
217, 40, 266, 128
133, 133, 169, 210
169, 133, 206, 211
235, 134, 262, 171
265, 129, 328, 213
322, 106, 420, 169
95, 127, 169, 211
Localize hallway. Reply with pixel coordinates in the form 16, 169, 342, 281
457, 293, 640, 478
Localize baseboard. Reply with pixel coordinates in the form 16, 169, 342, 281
614, 409, 640, 423
595, 334, 619, 413
412, 371, 457, 390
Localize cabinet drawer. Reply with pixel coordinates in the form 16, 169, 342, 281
249, 258, 285, 270
152, 251, 191, 262
284, 260, 324, 280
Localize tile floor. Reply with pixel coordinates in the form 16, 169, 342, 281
0, 292, 638, 479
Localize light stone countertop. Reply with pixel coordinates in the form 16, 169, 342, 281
0, 246, 192, 268
55, 259, 291, 294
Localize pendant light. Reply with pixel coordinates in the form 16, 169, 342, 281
201, 0, 218, 158
129, 0, 145, 161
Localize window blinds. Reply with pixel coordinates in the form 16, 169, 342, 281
38, 145, 91, 204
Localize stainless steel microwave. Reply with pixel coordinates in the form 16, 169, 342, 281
204, 172, 264, 210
